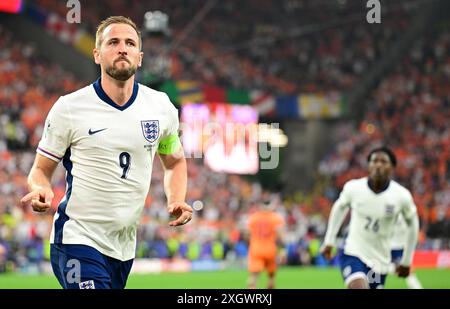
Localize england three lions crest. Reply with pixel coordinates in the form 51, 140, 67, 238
385, 204, 395, 216
141, 120, 160, 143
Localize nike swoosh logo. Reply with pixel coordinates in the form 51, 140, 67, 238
88, 128, 108, 135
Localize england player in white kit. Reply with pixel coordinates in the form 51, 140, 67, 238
21, 16, 193, 289
390, 215, 423, 289
322, 147, 419, 289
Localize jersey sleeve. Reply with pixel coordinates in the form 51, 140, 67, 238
157, 94, 182, 155
37, 96, 72, 162
247, 214, 255, 230
335, 181, 352, 207
323, 181, 352, 246
400, 188, 419, 266
274, 213, 284, 228
401, 189, 418, 222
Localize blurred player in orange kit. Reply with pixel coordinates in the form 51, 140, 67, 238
247, 196, 284, 289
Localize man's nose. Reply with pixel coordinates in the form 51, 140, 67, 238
117, 42, 128, 53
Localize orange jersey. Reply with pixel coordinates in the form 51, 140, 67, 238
248, 210, 283, 256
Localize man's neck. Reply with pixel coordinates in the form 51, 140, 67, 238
101, 74, 135, 106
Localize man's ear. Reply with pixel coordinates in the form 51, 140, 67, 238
138, 51, 144, 68
93, 48, 101, 65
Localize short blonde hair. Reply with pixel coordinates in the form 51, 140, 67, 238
95, 16, 142, 49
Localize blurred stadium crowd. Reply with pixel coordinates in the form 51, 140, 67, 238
34, 0, 415, 93
0, 0, 449, 273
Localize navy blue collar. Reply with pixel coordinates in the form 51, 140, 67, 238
367, 178, 390, 194
93, 77, 138, 111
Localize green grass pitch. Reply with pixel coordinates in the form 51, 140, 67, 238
0, 267, 449, 289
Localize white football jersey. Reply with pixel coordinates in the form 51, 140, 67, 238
390, 213, 409, 250
37, 78, 181, 261
324, 177, 417, 273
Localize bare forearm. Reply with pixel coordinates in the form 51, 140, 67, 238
28, 167, 53, 191
27, 154, 58, 191
163, 156, 187, 204
22, 154, 58, 212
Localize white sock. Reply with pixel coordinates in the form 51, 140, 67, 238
406, 273, 423, 289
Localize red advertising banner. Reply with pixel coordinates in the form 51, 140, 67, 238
413, 251, 450, 268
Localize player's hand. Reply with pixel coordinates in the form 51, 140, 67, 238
167, 202, 193, 226
396, 265, 410, 278
321, 245, 334, 260
20, 187, 54, 213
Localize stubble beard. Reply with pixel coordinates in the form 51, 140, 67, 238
105, 62, 137, 81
